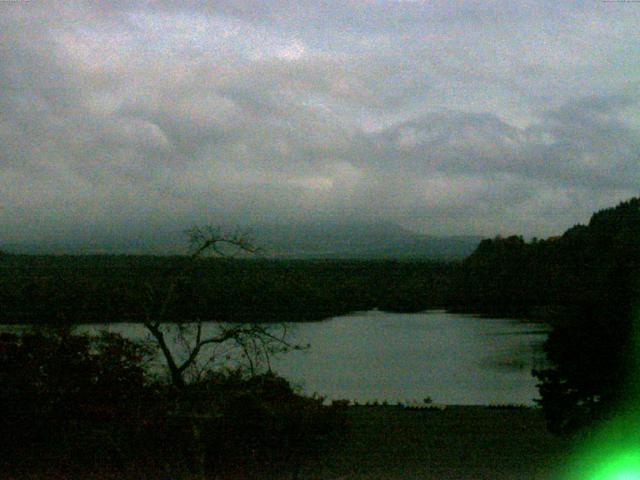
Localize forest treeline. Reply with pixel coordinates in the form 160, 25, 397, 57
0, 255, 453, 325
448, 197, 640, 319
446, 197, 640, 434
1, 199, 638, 329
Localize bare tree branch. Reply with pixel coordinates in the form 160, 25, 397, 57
141, 226, 294, 389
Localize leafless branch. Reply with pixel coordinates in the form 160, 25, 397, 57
141, 226, 293, 389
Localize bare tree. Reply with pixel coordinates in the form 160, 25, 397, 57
141, 226, 299, 389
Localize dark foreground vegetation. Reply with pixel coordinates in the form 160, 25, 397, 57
0, 328, 346, 479
315, 405, 567, 480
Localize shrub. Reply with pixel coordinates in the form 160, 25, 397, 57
0, 329, 165, 473
185, 371, 347, 476
0, 331, 346, 478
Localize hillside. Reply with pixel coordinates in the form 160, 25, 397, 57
1, 221, 481, 259
447, 197, 640, 317
254, 221, 481, 259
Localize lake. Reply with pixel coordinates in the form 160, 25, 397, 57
67, 310, 548, 406
274, 310, 548, 405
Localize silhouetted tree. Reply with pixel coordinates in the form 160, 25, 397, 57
141, 226, 298, 389
139, 226, 304, 478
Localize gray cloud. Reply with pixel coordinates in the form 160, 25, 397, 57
1, 0, 639, 246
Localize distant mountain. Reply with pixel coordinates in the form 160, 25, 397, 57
251, 221, 481, 259
0, 221, 481, 259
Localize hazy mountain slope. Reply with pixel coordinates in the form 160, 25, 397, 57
252, 221, 481, 259
1, 222, 481, 259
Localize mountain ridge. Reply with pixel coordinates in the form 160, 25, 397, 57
1, 221, 482, 259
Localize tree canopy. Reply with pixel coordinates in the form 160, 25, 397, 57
450, 197, 640, 434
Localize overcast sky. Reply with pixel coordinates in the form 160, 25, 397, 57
1, 0, 639, 244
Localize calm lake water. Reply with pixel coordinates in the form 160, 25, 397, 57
273, 310, 548, 405
65, 310, 549, 406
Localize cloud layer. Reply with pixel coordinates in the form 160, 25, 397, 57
1, 1, 639, 244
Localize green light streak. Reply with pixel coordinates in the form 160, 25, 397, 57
562, 308, 640, 480
587, 451, 640, 480
561, 412, 640, 480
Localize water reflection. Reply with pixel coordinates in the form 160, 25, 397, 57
5, 310, 548, 405
270, 310, 548, 405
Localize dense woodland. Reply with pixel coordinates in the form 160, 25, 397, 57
449, 197, 640, 434
448, 198, 640, 319
0, 255, 453, 324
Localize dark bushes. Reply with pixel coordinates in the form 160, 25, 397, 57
533, 299, 638, 435
0, 329, 345, 477
0, 329, 167, 474
197, 371, 346, 475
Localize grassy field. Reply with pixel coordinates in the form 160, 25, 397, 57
298, 405, 570, 480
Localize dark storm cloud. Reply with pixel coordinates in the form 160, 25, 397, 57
1, 0, 639, 244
